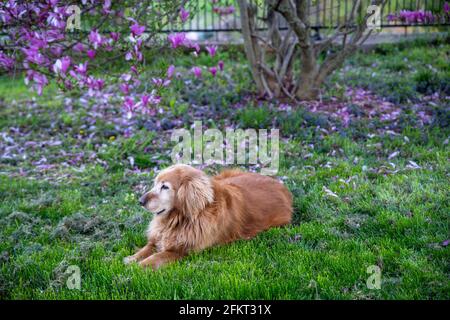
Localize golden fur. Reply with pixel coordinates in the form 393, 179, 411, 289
124, 164, 293, 269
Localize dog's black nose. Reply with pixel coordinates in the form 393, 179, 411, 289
139, 197, 146, 206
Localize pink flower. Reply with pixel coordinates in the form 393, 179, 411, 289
386, 14, 397, 22
444, 2, 450, 13
218, 60, 224, 71
133, 44, 143, 61
180, 7, 190, 23
140, 93, 161, 108
86, 76, 104, 91
73, 42, 85, 53
187, 42, 200, 53
74, 62, 88, 75
152, 78, 171, 87
25, 70, 48, 96
141, 94, 151, 108
167, 65, 175, 78
123, 96, 135, 119
206, 45, 217, 57
130, 22, 145, 37
213, 6, 235, 15
110, 32, 120, 42
130, 65, 139, 75
191, 66, 202, 78
0, 51, 14, 70
50, 46, 63, 57
87, 49, 96, 60
22, 47, 47, 65
103, 0, 112, 14
88, 30, 103, 49
121, 73, 132, 82
96, 78, 105, 90
53, 56, 71, 75
168, 33, 186, 49
120, 83, 130, 94
209, 66, 217, 77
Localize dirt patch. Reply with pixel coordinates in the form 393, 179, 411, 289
344, 214, 370, 231
51, 212, 122, 243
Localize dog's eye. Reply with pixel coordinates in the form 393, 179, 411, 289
161, 185, 169, 190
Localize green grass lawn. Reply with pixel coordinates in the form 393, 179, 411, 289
0, 37, 449, 300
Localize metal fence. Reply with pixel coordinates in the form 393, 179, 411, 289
166, 0, 449, 33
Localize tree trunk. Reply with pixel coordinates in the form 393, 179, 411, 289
238, 0, 387, 101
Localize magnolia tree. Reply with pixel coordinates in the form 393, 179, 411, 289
0, 0, 224, 118
237, 0, 388, 100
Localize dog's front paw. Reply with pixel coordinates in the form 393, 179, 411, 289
123, 255, 137, 265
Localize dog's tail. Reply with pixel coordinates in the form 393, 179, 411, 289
214, 169, 244, 180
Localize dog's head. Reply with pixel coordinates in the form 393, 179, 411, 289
139, 164, 214, 218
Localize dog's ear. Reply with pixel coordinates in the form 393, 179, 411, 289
176, 170, 214, 219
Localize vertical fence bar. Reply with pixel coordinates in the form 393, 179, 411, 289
316, 0, 320, 27
204, 0, 207, 31
196, 0, 199, 31
330, 0, 333, 28
395, 0, 400, 25
337, 0, 341, 26
387, 0, 392, 26
344, 0, 348, 23
233, 0, 238, 31
212, 0, 215, 34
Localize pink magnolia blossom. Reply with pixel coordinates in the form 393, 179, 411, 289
22, 47, 47, 66
87, 49, 96, 60
123, 96, 136, 119
141, 94, 151, 108
191, 66, 202, 78
386, 14, 396, 22
140, 93, 161, 108
0, 51, 14, 70
73, 42, 85, 53
396, 10, 434, 23
103, 0, 112, 14
167, 65, 175, 78
152, 78, 171, 87
187, 41, 200, 53
130, 65, 139, 75
205, 45, 218, 57
180, 7, 190, 23
86, 76, 105, 92
168, 33, 186, 49
74, 62, 88, 75
110, 32, 120, 42
121, 73, 132, 82
133, 43, 143, 61
213, 6, 235, 15
50, 46, 63, 57
130, 22, 146, 37
25, 70, 48, 96
209, 66, 217, 77
53, 56, 71, 75
120, 83, 130, 95
88, 30, 103, 49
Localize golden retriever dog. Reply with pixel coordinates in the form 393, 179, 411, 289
124, 164, 292, 269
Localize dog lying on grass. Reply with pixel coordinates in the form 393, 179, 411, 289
124, 164, 293, 269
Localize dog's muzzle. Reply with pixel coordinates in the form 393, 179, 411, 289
139, 195, 147, 207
